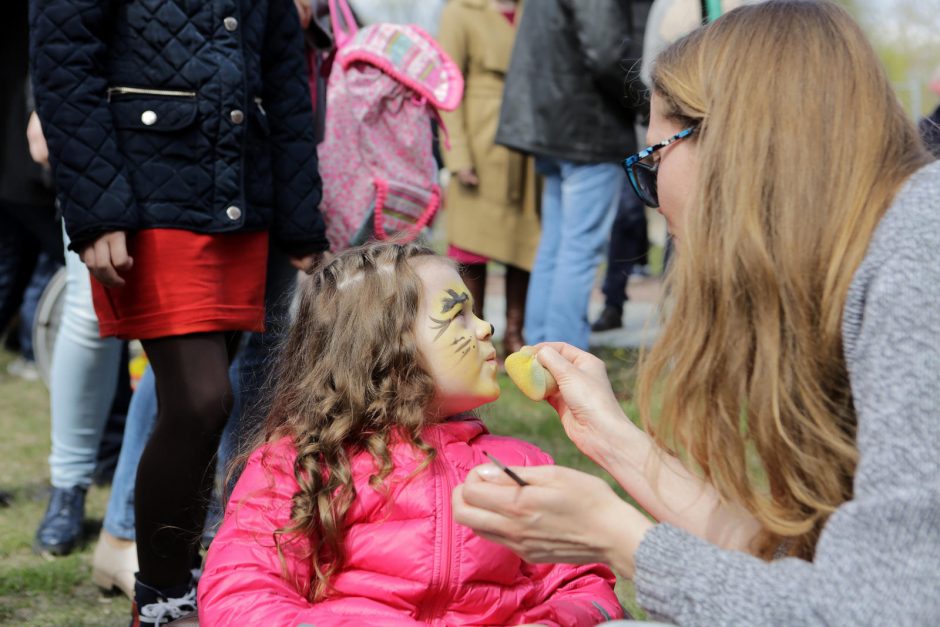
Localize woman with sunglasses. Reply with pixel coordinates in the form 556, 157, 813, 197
453, 1, 940, 623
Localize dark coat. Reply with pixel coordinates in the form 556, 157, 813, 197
1, 2, 56, 210
495, 0, 648, 164
30, 0, 327, 255
919, 106, 940, 159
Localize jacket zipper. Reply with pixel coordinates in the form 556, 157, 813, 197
423, 446, 456, 623
107, 86, 197, 101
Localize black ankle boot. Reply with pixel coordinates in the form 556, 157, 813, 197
131, 576, 197, 626
33, 486, 87, 556
590, 305, 624, 332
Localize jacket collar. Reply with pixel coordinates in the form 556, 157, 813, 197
424, 415, 488, 444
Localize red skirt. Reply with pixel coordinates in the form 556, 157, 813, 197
91, 229, 268, 340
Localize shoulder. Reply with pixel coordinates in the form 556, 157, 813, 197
842, 161, 940, 407
847, 160, 940, 308
229, 437, 299, 503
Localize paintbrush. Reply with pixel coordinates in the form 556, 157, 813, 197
483, 451, 528, 486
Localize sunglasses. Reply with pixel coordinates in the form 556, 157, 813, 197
622, 126, 697, 208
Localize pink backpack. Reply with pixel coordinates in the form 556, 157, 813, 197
318, 0, 464, 252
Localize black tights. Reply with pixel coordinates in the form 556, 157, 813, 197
135, 332, 240, 589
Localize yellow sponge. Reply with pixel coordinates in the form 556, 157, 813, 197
504, 346, 558, 401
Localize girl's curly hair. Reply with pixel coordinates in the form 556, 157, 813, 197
239, 242, 442, 600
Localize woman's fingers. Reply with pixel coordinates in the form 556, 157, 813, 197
454, 464, 636, 567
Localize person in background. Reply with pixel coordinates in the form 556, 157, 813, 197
90, 0, 335, 602
30, 1, 327, 623
0, 2, 63, 381
347, 0, 446, 35
438, 0, 540, 357
590, 180, 650, 333
454, 2, 939, 624
918, 65, 940, 158
496, 0, 645, 350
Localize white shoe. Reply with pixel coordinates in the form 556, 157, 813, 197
6, 356, 39, 381
91, 529, 138, 599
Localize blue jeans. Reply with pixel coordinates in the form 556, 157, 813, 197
48, 233, 123, 489
601, 184, 648, 312
103, 246, 297, 541
525, 158, 622, 349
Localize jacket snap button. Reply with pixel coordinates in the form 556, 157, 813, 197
141, 110, 158, 126
226, 205, 242, 221
224, 16, 238, 32
229, 109, 244, 124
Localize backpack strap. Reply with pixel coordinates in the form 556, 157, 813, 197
328, 0, 358, 49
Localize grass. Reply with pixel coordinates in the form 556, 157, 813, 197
0, 345, 647, 624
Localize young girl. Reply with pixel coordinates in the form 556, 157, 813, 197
198, 243, 622, 626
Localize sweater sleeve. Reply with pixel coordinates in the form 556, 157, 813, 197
29, 0, 139, 251
632, 169, 940, 626
436, 3, 474, 174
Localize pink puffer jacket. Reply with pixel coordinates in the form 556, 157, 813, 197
198, 418, 622, 626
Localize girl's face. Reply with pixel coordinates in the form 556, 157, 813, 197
647, 92, 699, 244
413, 260, 500, 417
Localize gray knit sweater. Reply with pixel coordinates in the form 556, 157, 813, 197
634, 160, 940, 625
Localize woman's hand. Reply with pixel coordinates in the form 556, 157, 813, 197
26, 112, 49, 166
455, 168, 479, 187
452, 463, 653, 579
80, 231, 134, 287
534, 342, 636, 464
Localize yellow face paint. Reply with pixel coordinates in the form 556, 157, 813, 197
413, 262, 500, 418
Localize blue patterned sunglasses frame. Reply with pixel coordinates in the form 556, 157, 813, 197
622, 126, 697, 208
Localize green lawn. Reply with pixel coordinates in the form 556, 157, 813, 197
0, 345, 646, 624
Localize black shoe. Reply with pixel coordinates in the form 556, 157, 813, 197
132, 576, 197, 626
33, 486, 87, 556
591, 306, 623, 332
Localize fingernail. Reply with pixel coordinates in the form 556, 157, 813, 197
477, 465, 501, 481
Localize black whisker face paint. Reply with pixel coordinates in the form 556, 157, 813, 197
429, 317, 452, 342
454, 336, 473, 362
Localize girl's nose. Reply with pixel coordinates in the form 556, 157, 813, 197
476, 318, 494, 340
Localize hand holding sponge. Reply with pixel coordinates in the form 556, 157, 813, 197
504, 346, 558, 401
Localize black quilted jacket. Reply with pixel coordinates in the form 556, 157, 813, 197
29, 0, 328, 256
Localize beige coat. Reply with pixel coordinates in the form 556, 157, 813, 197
438, 0, 540, 270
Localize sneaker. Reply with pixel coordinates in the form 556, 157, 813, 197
33, 486, 86, 556
132, 577, 197, 626
590, 306, 624, 332
92, 529, 138, 599
6, 356, 39, 381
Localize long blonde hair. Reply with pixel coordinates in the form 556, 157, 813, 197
249, 243, 442, 600
637, 0, 931, 559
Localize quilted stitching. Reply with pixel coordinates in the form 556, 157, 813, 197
30, 0, 327, 254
